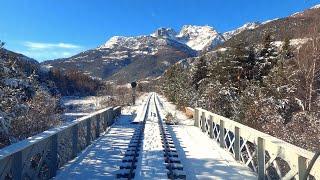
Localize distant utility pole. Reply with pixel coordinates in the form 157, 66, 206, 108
131, 81, 137, 105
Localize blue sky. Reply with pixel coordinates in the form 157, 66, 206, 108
1, 0, 319, 62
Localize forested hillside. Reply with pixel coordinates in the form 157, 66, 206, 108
159, 31, 320, 151
0, 43, 111, 147
0, 44, 61, 147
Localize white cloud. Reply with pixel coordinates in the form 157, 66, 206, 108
62, 51, 72, 56
20, 50, 80, 61
23, 41, 81, 50
18, 41, 84, 61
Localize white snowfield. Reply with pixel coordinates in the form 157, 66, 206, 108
55, 93, 257, 180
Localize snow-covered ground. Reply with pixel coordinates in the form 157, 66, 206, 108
60, 96, 111, 122
55, 115, 137, 179
156, 94, 194, 126
156, 94, 257, 179
55, 93, 257, 179
55, 94, 149, 179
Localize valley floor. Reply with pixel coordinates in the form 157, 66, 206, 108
60, 96, 111, 122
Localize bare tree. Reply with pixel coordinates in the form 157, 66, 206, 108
296, 24, 320, 111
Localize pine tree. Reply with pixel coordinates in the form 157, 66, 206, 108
192, 56, 208, 90
246, 46, 256, 80
282, 37, 292, 59
260, 33, 274, 57
257, 33, 279, 82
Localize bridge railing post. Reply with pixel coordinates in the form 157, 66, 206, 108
209, 115, 214, 139
100, 111, 108, 131
194, 108, 200, 128
219, 119, 225, 148
72, 124, 79, 158
298, 155, 307, 180
110, 109, 115, 124
96, 114, 101, 138
201, 112, 206, 132
50, 134, 58, 177
12, 151, 22, 180
86, 118, 92, 146
234, 126, 240, 161
104, 110, 108, 126
257, 137, 266, 180
108, 109, 113, 126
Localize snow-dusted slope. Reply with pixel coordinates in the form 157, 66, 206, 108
311, 4, 320, 9
44, 33, 196, 82
223, 22, 260, 40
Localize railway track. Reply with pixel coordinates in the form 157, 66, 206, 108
116, 93, 186, 179
154, 94, 186, 179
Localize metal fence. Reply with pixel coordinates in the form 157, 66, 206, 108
194, 108, 320, 180
0, 106, 121, 180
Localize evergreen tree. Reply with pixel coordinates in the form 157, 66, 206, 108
282, 37, 293, 59
246, 46, 256, 80
192, 56, 208, 90
262, 33, 272, 53
256, 33, 279, 82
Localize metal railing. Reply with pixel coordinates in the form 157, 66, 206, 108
0, 106, 121, 180
194, 108, 320, 180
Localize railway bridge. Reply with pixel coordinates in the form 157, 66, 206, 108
0, 93, 319, 179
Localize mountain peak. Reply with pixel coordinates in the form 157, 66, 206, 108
100, 25, 225, 51
102, 36, 129, 49
176, 25, 224, 51
177, 25, 218, 39
151, 27, 177, 38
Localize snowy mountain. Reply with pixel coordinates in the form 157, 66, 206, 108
151, 28, 177, 39
223, 22, 260, 40
151, 25, 225, 51
100, 25, 226, 53
44, 23, 284, 83
177, 25, 225, 51
43, 34, 196, 83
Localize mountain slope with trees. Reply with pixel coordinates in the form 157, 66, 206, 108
0, 43, 108, 147
0, 45, 61, 147
159, 26, 320, 151
220, 5, 320, 48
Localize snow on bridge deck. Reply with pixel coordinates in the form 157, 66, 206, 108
55, 113, 138, 179
55, 93, 256, 180
168, 125, 256, 179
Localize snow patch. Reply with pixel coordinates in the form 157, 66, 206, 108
223, 22, 260, 40
262, 18, 279, 25
291, 11, 303, 17
161, 60, 170, 66
311, 4, 320, 9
